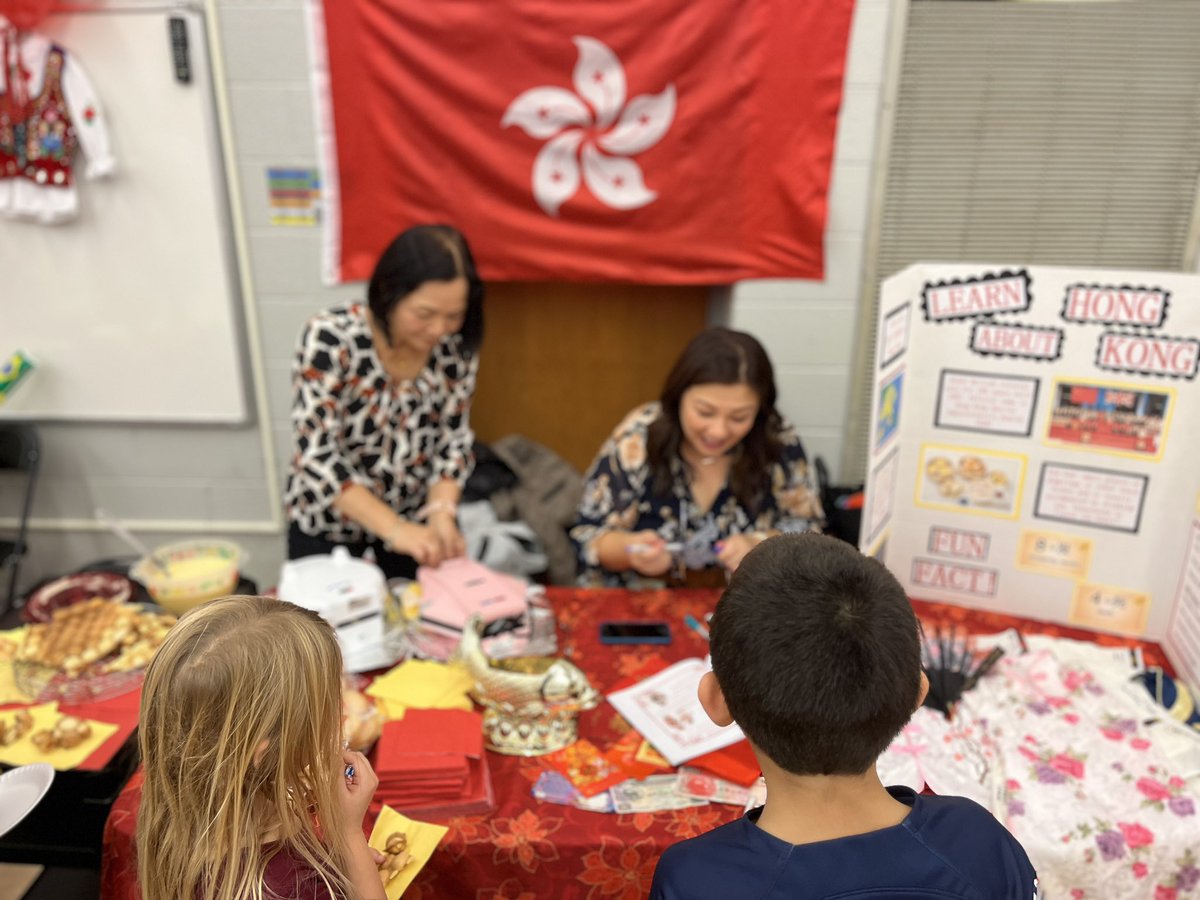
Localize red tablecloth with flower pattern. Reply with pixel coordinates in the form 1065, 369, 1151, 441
99, 588, 1171, 900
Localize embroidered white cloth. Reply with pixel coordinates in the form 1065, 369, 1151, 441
879, 637, 1200, 898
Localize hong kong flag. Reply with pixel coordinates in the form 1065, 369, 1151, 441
314, 0, 855, 284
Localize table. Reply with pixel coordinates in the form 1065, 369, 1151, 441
99, 588, 1173, 899
0, 666, 143, 869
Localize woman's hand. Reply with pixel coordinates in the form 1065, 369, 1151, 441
627, 530, 673, 577
428, 511, 466, 561
338, 749, 379, 830
715, 533, 764, 573
386, 521, 444, 566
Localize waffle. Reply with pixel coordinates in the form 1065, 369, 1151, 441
18, 598, 140, 677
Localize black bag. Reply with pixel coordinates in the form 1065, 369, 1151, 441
814, 456, 864, 545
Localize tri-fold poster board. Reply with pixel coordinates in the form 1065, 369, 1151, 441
863, 263, 1200, 691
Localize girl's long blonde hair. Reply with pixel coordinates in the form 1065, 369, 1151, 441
137, 595, 353, 900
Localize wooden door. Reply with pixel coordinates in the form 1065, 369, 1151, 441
472, 284, 709, 472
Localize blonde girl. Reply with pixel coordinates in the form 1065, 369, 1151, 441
137, 596, 385, 900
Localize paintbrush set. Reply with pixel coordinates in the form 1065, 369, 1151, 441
919, 625, 1006, 717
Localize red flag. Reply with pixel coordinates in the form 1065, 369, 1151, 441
315, 0, 854, 284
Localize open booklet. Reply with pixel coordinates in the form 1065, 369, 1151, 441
607, 657, 745, 766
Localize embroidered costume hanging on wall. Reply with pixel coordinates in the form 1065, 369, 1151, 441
0, 15, 115, 224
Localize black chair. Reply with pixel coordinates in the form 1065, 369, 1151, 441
0, 423, 40, 614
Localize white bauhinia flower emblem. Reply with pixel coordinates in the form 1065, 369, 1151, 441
502, 36, 676, 216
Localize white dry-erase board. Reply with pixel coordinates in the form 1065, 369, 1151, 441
1, 3, 247, 423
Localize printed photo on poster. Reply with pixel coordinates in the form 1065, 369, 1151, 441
865, 450, 899, 547
875, 369, 903, 452
1069, 582, 1151, 637
1015, 529, 1093, 579
879, 303, 910, 369
916, 444, 1026, 519
935, 370, 1039, 437
1033, 462, 1148, 534
1045, 379, 1173, 460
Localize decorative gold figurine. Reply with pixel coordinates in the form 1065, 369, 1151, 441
377, 831, 414, 886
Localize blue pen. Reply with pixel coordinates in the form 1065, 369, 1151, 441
683, 614, 710, 641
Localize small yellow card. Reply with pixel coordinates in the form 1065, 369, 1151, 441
1069, 582, 1151, 636
0, 703, 119, 770
367, 805, 448, 899
1015, 530, 1093, 579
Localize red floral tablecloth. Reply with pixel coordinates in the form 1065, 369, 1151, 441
100, 588, 1171, 899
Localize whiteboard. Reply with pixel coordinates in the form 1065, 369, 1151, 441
0, 4, 247, 422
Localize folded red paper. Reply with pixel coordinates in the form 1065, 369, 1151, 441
376, 709, 484, 762
368, 707, 494, 818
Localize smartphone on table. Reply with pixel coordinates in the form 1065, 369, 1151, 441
598, 621, 672, 645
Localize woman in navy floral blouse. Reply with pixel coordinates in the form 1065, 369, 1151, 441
571, 328, 824, 587
285, 225, 484, 579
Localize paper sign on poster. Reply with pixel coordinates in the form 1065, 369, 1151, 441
1033, 464, 1147, 534
935, 370, 1039, 436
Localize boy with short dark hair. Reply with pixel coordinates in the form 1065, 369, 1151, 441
650, 533, 1039, 899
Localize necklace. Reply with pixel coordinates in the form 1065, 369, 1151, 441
699, 456, 718, 466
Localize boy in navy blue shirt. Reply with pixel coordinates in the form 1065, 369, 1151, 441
650, 533, 1039, 899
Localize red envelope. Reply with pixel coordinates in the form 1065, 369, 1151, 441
604, 729, 668, 781
687, 740, 761, 787
543, 739, 628, 798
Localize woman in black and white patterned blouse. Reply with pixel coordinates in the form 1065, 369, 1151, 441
284, 225, 484, 579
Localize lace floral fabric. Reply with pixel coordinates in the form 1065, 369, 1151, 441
878, 636, 1200, 899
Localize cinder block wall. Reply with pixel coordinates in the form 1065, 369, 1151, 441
11, 0, 892, 595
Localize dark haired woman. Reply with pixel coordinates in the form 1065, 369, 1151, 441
571, 327, 823, 587
285, 224, 484, 579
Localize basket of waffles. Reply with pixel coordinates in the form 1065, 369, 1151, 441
13, 597, 176, 699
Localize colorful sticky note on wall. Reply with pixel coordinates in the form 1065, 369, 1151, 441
267, 167, 321, 226
0, 351, 35, 405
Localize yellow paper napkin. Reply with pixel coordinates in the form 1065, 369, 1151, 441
0, 702, 119, 770
373, 696, 408, 722
366, 659, 475, 709
367, 805, 449, 899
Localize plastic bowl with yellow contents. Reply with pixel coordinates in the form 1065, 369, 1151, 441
130, 540, 244, 616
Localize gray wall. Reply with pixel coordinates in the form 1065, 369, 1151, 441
8, 0, 892, 596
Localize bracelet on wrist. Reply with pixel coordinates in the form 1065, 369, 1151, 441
416, 499, 458, 521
